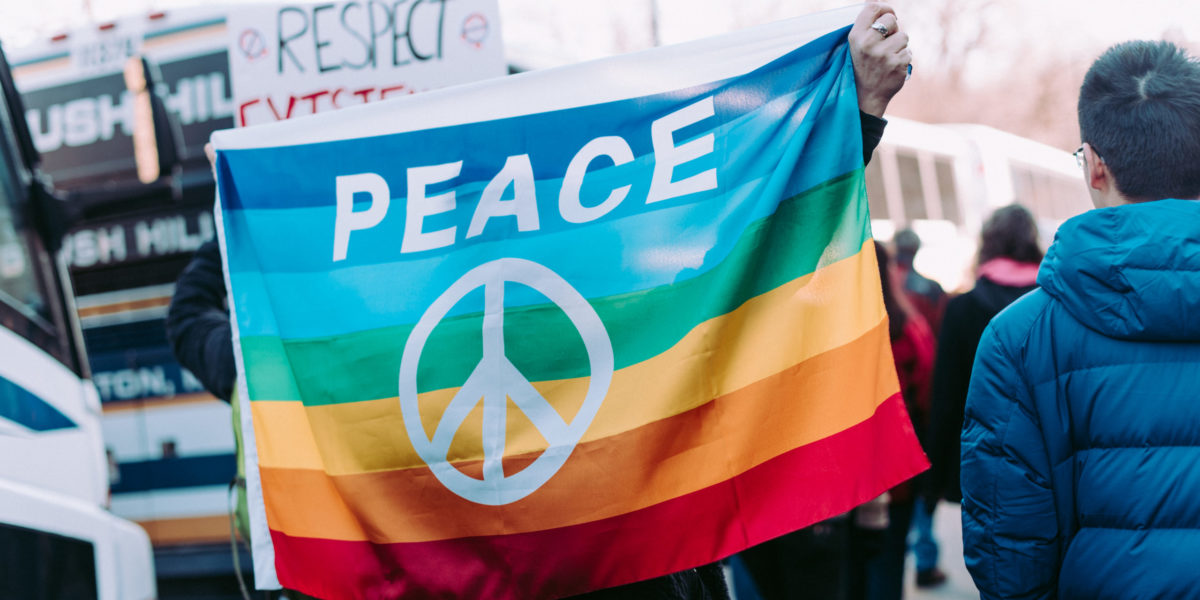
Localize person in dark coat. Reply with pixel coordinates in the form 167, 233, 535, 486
926, 205, 1041, 504
961, 41, 1200, 599
165, 239, 235, 403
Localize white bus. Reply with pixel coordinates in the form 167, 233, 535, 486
866, 116, 1093, 291
8, 12, 244, 590
0, 42, 155, 599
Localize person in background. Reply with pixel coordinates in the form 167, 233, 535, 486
889, 228, 946, 589
733, 5, 913, 599
166, 240, 235, 403
925, 204, 1041, 508
961, 41, 1200, 599
892, 229, 946, 339
856, 241, 934, 600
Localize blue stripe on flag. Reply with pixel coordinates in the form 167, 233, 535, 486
217, 27, 846, 212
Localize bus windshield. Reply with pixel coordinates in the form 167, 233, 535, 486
0, 131, 56, 346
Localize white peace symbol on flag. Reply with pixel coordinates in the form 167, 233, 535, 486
398, 258, 614, 506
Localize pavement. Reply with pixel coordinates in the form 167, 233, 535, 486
905, 502, 979, 600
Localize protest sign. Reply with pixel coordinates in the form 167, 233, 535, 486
213, 6, 927, 597
227, 0, 505, 127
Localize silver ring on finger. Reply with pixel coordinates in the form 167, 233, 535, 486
871, 21, 890, 37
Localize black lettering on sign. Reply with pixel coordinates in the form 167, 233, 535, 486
312, 3, 339, 73
340, 2, 374, 70
278, 6, 310, 74
273, 0, 448, 75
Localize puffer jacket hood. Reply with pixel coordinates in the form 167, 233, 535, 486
1037, 199, 1200, 341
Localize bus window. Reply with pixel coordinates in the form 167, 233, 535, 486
1056, 177, 1088, 219
933, 157, 960, 223
1010, 167, 1040, 216
865, 158, 888, 219
897, 151, 926, 220
0, 523, 99, 599
1032, 170, 1048, 217
1014, 164, 1087, 223
0, 209, 45, 319
1036, 172, 1055, 219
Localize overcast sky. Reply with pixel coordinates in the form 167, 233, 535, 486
3, 1, 1196, 79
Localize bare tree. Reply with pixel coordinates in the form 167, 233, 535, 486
916, 0, 1006, 90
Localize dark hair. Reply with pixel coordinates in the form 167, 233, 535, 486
979, 204, 1042, 265
1078, 41, 1200, 201
875, 240, 915, 341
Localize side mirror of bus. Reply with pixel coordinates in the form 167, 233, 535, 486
0, 43, 74, 253
28, 180, 73, 254
124, 56, 182, 185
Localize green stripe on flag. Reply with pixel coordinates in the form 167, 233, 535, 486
241, 170, 868, 406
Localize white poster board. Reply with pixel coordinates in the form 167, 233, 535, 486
227, 0, 506, 127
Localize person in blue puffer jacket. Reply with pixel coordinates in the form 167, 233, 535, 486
960, 40, 1200, 599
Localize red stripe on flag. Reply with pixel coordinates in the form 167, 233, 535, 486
270, 393, 926, 600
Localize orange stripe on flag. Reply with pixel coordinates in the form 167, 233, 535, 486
258, 320, 898, 543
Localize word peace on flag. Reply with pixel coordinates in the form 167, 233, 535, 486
332, 96, 718, 259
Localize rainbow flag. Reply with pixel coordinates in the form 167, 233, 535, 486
213, 7, 927, 598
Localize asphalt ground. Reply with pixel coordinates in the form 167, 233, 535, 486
906, 502, 980, 600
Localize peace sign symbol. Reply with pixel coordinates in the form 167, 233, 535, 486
398, 258, 614, 506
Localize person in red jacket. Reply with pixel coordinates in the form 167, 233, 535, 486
855, 241, 935, 600
892, 228, 947, 588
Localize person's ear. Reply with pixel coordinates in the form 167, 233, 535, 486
1084, 143, 1109, 193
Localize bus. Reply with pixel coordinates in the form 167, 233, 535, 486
0, 41, 155, 599
7, 9, 246, 597
9, 6, 503, 595
865, 116, 1093, 291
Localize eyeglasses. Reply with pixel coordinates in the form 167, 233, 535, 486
1074, 143, 1104, 169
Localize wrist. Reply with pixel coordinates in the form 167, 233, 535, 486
859, 94, 889, 118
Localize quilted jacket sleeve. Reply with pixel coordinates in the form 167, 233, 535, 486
961, 322, 1059, 600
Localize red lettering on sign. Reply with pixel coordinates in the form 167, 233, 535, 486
238, 99, 260, 127
300, 90, 330, 113
238, 82, 423, 126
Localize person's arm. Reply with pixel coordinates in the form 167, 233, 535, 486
861, 111, 887, 166
960, 325, 1058, 600
165, 239, 236, 402
848, 3, 911, 163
